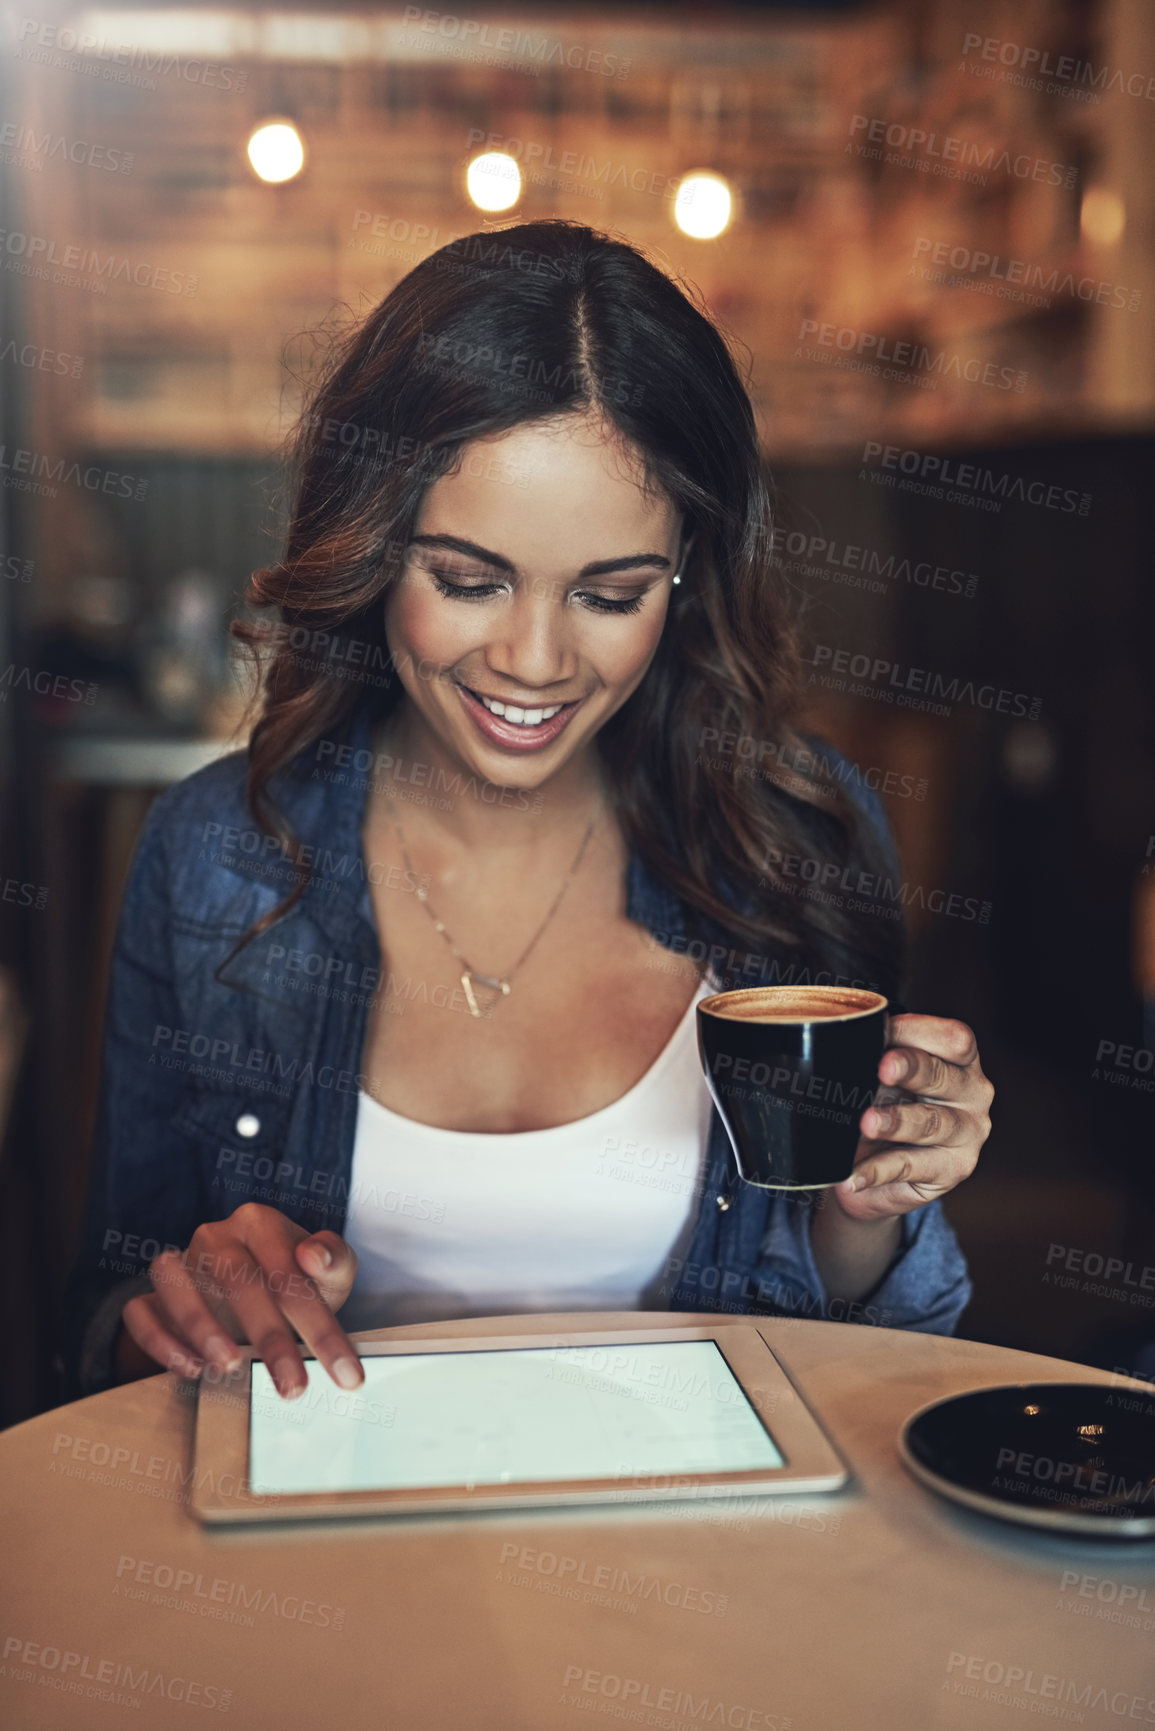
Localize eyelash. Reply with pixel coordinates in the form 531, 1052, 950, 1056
429, 572, 645, 615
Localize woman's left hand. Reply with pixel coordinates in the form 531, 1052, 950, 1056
833, 1013, 993, 1221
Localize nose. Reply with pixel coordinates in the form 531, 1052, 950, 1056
483, 580, 579, 692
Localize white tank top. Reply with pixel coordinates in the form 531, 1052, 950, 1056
340, 978, 715, 1333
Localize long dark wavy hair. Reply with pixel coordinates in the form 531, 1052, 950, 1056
231, 220, 904, 1001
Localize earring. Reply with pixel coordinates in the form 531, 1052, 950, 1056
672, 532, 694, 588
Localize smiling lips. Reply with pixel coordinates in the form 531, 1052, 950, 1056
457, 683, 583, 752
475, 691, 564, 727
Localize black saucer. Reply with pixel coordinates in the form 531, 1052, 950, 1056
899, 1382, 1155, 1538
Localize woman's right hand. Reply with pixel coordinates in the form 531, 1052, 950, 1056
119, 1203, 364, 1400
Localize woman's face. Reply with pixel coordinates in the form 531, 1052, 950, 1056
383, 411, 683, 789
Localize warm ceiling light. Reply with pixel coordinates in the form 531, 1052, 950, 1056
466, 151, 521, 213
1080, 186, 1125, 247
674, 172, 733, 240
246, 119, 305, 184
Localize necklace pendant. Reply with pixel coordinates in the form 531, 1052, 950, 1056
472, 970, 511, 994
460, 971, 510, 1019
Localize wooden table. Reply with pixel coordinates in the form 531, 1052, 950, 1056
2, 1313, 1153, 1729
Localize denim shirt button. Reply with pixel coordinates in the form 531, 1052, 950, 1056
715, 1194, 731, 1211
235, 1113, 261, 1139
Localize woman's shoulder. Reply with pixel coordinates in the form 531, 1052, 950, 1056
145, 742, 255, 841
127, 738, 340, 922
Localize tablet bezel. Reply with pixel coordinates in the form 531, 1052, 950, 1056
189, 1324, 849, 1525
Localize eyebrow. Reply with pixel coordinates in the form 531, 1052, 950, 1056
408, 534, 671, 577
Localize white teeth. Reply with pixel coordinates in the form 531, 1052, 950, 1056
474, 692, 563, 726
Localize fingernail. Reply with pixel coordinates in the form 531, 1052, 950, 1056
333, 1356, 362, 1389
207, 1333, 241, 1371
845, 1172, 866, 1192
274, 1357, 305, 1400
309, 1240, 333, 1270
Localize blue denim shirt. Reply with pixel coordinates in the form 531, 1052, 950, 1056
61, 694, 972, 1397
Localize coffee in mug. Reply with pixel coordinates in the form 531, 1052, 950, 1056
696, 985, 889, 1189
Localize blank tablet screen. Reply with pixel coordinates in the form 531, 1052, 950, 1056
248, 1340, 785, 1495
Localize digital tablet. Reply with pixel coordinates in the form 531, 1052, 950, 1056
189, 1324, 848, 1524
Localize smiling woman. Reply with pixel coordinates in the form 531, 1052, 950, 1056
62, 221, 991, 1404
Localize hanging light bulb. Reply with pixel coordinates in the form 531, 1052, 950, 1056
466, 151, 521, 213
247, 119, 306, 185
674, 172, 733, 240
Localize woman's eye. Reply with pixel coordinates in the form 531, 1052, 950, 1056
431, 572, 503, 601
576, 592, 645, 615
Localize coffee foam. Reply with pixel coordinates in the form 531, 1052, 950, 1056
700, 987, 886, 1024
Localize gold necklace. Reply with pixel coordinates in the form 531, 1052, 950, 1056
383, 791, 602, 1019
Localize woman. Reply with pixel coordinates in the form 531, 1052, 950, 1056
62, 221, 992, 1404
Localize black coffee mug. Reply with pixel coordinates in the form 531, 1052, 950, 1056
696, 985, 889, 1189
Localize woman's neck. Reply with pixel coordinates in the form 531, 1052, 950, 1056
367, 698, 610, 859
